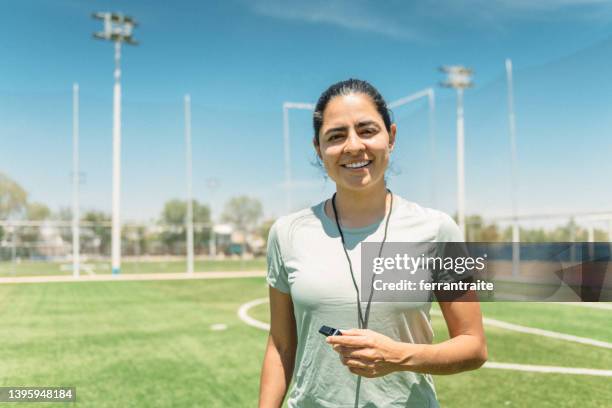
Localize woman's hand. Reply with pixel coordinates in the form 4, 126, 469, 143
325, 293, 487, 378
326, 329, 420, 378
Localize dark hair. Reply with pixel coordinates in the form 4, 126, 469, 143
313, 78, 392, 145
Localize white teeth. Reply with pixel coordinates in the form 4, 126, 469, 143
344, 160, 370, 169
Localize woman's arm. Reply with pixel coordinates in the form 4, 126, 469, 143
399, 289, 488, 374
327, 289, 487, 377
258, 286, 298, 408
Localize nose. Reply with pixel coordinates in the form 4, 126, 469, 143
343, 129, 365, 155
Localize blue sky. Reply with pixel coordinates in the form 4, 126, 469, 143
2, 0, 612, 223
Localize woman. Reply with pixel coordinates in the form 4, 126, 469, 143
259, 79, 487, 407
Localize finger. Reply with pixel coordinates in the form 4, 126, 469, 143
334, 345, 364, 356
332, 345, 362, 358
342, 347, 376, 361
332, 345, 354, 354
326, 335, 369, 347
332, 344, 347, 354
342, 357, 374, 369
339, 328, 367, 336
349, 367, 375, 378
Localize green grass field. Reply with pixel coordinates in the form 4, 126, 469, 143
0, 275, 610, 407
0, 258, 266, 277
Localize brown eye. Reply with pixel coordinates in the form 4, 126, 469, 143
361, 128, 377, 136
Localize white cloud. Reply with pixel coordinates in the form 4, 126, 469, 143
248, 0, 428, 42
484, 0, 610, 10
246, 0, 612, 41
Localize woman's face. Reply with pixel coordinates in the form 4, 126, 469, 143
315, 93, 396, 192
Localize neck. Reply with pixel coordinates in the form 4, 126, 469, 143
328, 182, 390, 228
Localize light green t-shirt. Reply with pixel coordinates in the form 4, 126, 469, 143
266, 194, 463, 408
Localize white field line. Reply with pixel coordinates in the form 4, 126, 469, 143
430, 310, 612, 350
484, 362, 612, 377
238, 298, 612, 377
0, 270, 266, 284
237, 298, 271, 331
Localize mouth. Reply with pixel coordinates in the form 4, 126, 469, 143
341, 160, 372, 170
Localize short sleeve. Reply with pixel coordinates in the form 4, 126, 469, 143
434, 212, 473, 284
266, 221, 290, 294
437, 212, 464, 242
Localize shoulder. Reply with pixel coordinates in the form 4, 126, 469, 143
268, 202, 323, 244
392, 194, 463, 241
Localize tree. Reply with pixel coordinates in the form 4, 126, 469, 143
259, 218, 276, 247
53, 207, 74, 247
0, 173, 27, 219
26, 202, 50, 221
0, 173, 27, 253
19, 202, 52, 256
465, 215, 484, 242
465, 215, 502, 242
221, 196, 263, 255
54, 207, 73, 222
159, 199, 211, 254
221, 196, 263, 233
161, 199, 210, 225
82, 211, 111, 256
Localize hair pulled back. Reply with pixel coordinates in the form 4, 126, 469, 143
313, 78, 391, 145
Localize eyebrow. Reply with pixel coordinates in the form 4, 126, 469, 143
323, 126, 348, 136
323, 121, 380, 137
355, 120, 380, 128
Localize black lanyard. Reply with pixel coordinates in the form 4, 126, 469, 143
331, 189, 393, 329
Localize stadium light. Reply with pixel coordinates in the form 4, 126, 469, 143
388, 88, 437, 207
72, 83, 80, 278
185, 95, 194, 274
282, 102, 315, 213
92, 12, 139, 275
440, 65, 473, 238
505, 58, 520, 276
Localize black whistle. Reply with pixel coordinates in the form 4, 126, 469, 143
319, 325, 342, 337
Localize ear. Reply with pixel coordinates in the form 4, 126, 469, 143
388, 124, 397, 152
313, 136, 322, 160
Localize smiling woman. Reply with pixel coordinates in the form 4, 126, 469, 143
259, 79, 487, 408
313, 80, 395, 207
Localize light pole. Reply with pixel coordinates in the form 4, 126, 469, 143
505, 58, 520, 276
388, 88, 436, 207
72, 83, 80, 278
185, 94, 194, 274
92, 12, 138, 274
282, 102, 315, 214
440, 65, 473, 238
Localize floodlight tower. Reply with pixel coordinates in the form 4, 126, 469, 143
72, 83, 80, 278
440, 65, 473, 237
92, 12, 139, 274
505, 58, 520, 276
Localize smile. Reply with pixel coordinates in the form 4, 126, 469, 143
342, 160, 372, 169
